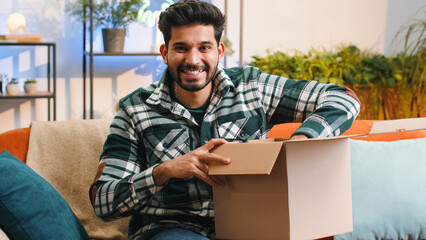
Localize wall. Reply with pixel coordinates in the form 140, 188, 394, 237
0, 0, 424, 133
239, 0, 424, 63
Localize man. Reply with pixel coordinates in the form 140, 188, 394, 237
89, 0, 361, 239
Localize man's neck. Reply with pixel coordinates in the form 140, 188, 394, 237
175, 82, 213, 109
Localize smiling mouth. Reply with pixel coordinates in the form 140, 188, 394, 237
182, 69, 204, 75
179, 65, 208, 76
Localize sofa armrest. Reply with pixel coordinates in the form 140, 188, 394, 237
0, 128, 31, 163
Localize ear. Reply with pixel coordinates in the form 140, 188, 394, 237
160, 44, 168, 64
218, 42, 225, 59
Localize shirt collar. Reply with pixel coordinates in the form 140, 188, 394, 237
214, 66, 235, 96
145, 69, 173, 108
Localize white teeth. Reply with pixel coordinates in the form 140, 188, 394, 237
183, 69, 203, 75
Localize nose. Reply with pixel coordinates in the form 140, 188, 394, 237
185, 48, 201, 65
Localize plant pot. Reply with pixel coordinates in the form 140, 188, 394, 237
24, 82, 37, 94
6, 84, 19, 95
102, 28, 126, 53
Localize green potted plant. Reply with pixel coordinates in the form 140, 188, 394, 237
249, 42, 425, 120
390, 6, 426, 118
6, 78, 19, 96
68, 0, 143, 53
24, 79, 37, 94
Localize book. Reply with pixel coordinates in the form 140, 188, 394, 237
0, 39, 18, 43
0, 34, 44, 43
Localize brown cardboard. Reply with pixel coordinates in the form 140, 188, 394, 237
210, 138, 352, 240
208, 142, 282, 175
369, 117, 426, 134
209, 118, 426, 240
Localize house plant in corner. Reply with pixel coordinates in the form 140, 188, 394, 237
6, 78, 19, 96
24, 79, 37, 94
68, 0, 143, 53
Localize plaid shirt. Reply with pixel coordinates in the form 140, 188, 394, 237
90, 66, 360, 239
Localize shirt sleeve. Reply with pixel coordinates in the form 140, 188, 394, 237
89, 108, 163, 221
257, 72, 361, 138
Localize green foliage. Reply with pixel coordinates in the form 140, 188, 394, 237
250, 45, 400, 88
8, 78, 18, 85
221, 35, 234, 56
249, 40, 425, 119
390, 6, 426, 119
249, 6, 426, 119
25, 79, 37, 84
67, 0, 143, 30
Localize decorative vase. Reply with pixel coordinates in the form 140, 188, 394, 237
6, 84, 19, 95
102, 28, 126, 53
24, 82, 37, 94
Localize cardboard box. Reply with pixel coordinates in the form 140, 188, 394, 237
209, 117, 426, 240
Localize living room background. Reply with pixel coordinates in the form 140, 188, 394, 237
0, 0, 423, 133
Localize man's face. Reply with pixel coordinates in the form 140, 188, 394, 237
160, 24, 225, 92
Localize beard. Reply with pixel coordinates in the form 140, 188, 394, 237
169, 60, 220, 92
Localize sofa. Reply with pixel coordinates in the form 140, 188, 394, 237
0, 119, 425, 240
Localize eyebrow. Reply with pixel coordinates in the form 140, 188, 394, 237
171, 41, 215, 47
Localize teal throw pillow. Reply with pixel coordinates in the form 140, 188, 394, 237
0, 150, 89, 240
335, 138, 426, 240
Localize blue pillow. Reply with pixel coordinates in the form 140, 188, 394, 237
335, 138, 426, 240
0, 150, 89, 240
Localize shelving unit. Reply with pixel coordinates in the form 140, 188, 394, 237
0, 42, 56, 121
82, 0, 160, 119
82, 0, 239, 119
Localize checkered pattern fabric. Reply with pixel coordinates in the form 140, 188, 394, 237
90, 66, 360, 240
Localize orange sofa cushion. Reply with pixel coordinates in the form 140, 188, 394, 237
268, 120, 426, 141
0, 127, 31, 163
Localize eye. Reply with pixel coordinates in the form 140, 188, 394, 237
174, 46, 187, 52
199, 45, 211, 51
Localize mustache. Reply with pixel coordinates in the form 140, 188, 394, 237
178, 64, 209, 71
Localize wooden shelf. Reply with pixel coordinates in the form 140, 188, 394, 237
0, 42, 56, 120
0, 91, 54, 99
84, 51, 161, 56
82, 0, 163, 119
0, 42, 55, 46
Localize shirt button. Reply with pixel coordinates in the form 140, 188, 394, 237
239, 132, 246, 137
204, 138, 209, 143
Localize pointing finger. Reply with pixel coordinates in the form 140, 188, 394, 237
203, 138, 228, 151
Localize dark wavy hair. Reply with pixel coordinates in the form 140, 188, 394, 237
158, 0, 225, 47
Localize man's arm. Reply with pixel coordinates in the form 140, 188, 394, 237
290, 82, 360, 138
257, 71, 361, 137
89, 109, 158, 221
289, 134, 309, 140
90, 109, 230, 221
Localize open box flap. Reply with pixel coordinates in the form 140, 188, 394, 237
209, 142, 283, 175
248, 137, 290, 143
278, 134, 360, 142
369, 117, 426, 135
274, 117, 426, 141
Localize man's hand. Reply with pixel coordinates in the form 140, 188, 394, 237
152, 138, 230, 187
289, 134, 309, 141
